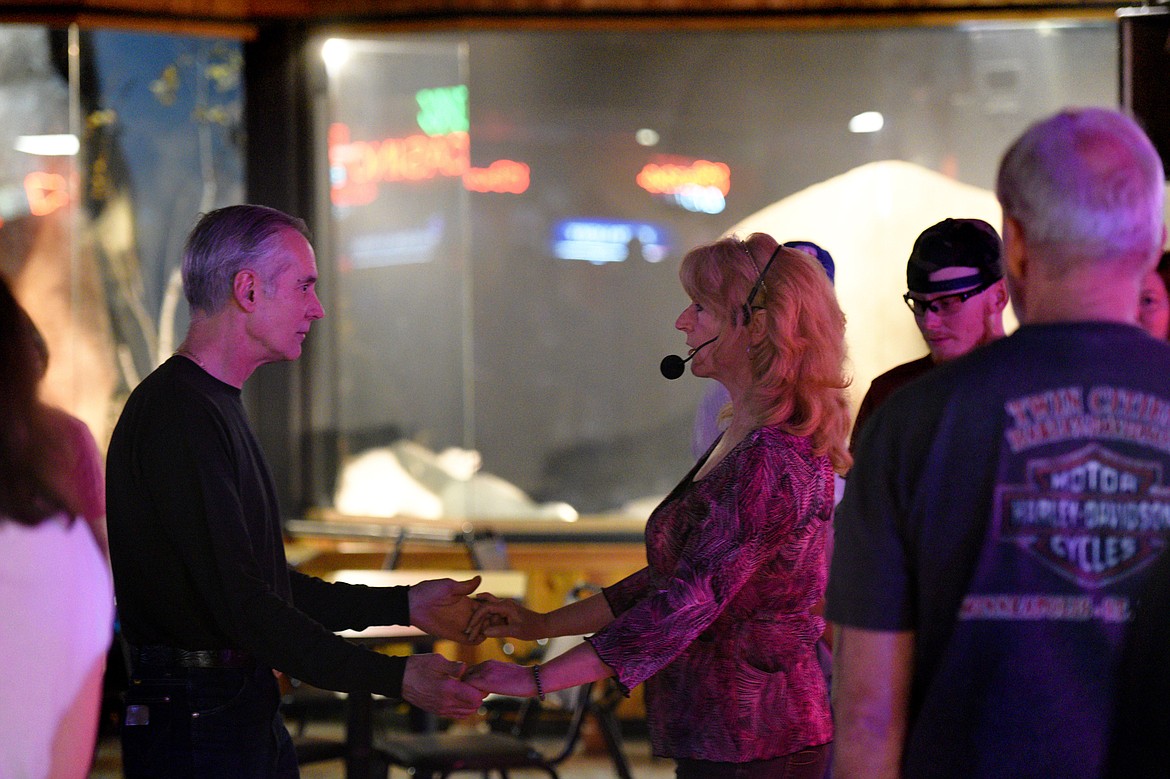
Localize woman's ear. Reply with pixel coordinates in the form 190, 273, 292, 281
748, 306, 768, 344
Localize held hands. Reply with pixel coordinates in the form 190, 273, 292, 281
465, 593, 547, 642
462, 660, 539, 698
405, 579, 557, 706
402, 654, 485, 719
409, 576, 484, 645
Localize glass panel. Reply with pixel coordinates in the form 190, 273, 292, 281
314, 22, 1119, 520
314, 38, 473, 517
0, 25, 82, 422
87, 30, 246, 391
0, 24, 244, 446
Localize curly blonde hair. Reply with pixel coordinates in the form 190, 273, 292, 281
679, 232, 853, 474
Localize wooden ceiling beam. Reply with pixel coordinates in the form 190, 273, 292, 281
0, 0, 1129, 24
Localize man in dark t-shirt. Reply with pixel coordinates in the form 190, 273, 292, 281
828, 109, 1170, 778
107, 205, 486, 777
850, 217, 1009, 450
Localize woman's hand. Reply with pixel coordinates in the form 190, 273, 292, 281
462, 660, 539, 697
466, 594, 548, 642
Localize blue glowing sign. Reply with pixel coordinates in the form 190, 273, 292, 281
552, 219, 671, 264
343, 215, 444, 269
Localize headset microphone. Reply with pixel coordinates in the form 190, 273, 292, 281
660, 336, 718, 380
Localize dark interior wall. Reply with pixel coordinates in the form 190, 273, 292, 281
1120, 9, 1170, 178
243, 22, 315, 516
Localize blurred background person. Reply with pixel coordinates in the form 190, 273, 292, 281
18, 296, 108, 558
850, 217, 1007, 450
0, 274, 114, 778
1138, 252, 1170, 339
466, 234, 852, 779
829, 106, 1168, 779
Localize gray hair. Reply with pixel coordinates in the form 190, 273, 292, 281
182, 204, 311, 314
996, 108, 1164, 273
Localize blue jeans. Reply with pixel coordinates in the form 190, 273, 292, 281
121, 663, 298, 778
676, 744, 830, 779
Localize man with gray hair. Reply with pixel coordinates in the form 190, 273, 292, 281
828, 108, 1168, 778
107, 205, 486, 777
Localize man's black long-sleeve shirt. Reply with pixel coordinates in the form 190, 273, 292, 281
107, 356, 408, 697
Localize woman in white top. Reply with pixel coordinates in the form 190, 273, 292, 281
0, 276, 113, 779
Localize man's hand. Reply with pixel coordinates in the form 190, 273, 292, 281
402, 654, 485, 718
462, 660, 538, 697
409, 576, 483, 645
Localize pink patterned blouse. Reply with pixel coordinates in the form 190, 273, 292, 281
585, 425, 834, 762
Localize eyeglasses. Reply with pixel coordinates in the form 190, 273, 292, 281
903, 280, 994, 317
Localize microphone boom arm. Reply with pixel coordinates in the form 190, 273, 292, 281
660, 335, 718, 380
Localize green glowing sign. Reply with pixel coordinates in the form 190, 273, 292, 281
416, 85, 469, 136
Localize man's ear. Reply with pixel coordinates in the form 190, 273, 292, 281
989, 278, 1009, 313
1002, 217, 1027, 285
234, 270, 258, 311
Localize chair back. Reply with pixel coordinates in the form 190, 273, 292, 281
464, 529, 510, 570
539, 680, 596, 766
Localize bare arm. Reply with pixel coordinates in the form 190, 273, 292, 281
831, 625, 915, 779
47, 408, 109, 559
463, 641, 613, 697
543, 590, 615, 636
467, 588, 614, 642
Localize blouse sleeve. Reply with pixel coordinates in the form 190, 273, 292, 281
601, 567, 652, 617
587, 437, 813, 692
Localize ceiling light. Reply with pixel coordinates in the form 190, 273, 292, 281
849, 112, 885, 134
14, 134, 79, 156
321, 39, 352, 75
635, 128, 660, 147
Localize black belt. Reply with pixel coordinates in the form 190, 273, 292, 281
131, 645, 256, 670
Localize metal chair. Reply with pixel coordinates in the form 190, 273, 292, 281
281, 678, 351, 765
374, 680, 599, 779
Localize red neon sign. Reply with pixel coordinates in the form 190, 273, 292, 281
636, 159, 730, 196
463, 160, 529, 194
329, 123, 470, 206
329, 123, 529, 203
24, 171, 70, 216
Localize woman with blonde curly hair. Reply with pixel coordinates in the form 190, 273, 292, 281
465, 232, 851, 778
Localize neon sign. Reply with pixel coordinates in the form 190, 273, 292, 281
330, 122, 530, 204
345, 217, 446, 269
416, 85, 469, 136
329, 122, 469, 206
636, 158, 729, 215
463, 160, 529, 194
24, 171, 70, 216
329, 84, 530, 202
552, 219, 670, 264
637, 159, 730, 196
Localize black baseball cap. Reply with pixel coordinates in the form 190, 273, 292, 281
906, 218, 1003, 295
